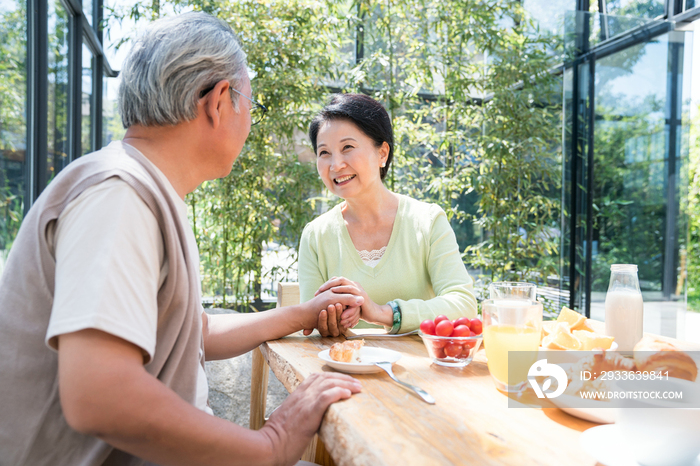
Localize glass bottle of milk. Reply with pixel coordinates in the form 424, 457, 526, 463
604, 264, 643, 351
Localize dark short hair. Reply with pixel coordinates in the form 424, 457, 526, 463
309, 93, 394, 180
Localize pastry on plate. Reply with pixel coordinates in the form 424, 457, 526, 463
633, 336, 697, 382
565, 351, 636, 399
329, 340, 365, 363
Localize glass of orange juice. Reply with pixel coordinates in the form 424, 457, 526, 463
482, 299, 543, 393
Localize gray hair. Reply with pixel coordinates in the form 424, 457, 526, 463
118, 12, 247, 128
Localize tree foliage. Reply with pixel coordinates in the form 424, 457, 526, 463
688, 107, 700, 310
342, 0, 561, 284
106, 0, 562, 307
0, 0, 27, 255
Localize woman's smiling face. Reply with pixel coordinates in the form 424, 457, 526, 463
315, 119, 389, 200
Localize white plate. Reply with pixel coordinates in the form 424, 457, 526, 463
546, 361, 615, 424
318, 347, 402, 374
549, 394, 616, 424
580, 424, 700, 466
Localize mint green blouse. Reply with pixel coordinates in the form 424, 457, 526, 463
298, 194, 477, 333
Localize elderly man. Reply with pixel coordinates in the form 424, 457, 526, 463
0, 12, 363, 466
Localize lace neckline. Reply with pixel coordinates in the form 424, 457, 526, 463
357, 246, 387, 268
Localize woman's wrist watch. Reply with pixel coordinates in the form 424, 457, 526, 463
387, 301, 402, 334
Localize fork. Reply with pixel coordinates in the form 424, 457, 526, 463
374, 361, 436, 405
346, 329, 419, 340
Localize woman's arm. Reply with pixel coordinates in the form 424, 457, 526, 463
298, 225, 326, 304
295, 225, 354, 337
393, 209, 477, 333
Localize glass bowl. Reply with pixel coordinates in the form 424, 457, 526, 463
419, 331, 483, 367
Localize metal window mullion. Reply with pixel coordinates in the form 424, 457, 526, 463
663, 32, 682, 300
572, 22, 674, 66
92, 0, 103, 152
26, 0, 49, 210
59, 0, 80, 16
66, 12, 82, 162
667, 0, 684, 17
598, 0, 610, 41
584, 55, 595, 319
568, 3, 591, 312
82, 15, 103, 57
665, 0, 676, 17
672, 6, 700, 22
568, 63, 579, 310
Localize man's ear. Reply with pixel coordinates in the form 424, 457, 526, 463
201, 80, 230, 129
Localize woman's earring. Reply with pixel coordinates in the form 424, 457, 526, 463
381, 162, 386, 167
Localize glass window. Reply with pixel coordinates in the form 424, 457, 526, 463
82, 43, 93, 155
0, 0, 27, 271
524, 0, 576, 60
102, 75, 125, 146
83, 0, 93, 29
524, 0, 576, 37
591, 39, 670, 299
603, 0, 665, 19
562, 9, 694, 338
569, 29, 692, 336
48, 0, 70, 181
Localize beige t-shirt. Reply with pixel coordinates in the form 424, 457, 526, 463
45, 159, 211, 414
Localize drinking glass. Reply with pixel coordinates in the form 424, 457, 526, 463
488, 282, 537, 301
482, 299, 543, 393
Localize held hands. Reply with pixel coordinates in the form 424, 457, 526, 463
261, 372, 361, 464
311, 277, 389, 335
306, 303, 361, 338
301, 288, 364, 337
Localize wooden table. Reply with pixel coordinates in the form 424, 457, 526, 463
259, 330, 606, 466
250, 285, 700, 465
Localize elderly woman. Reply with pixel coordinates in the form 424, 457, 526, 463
299, 93, 477, 337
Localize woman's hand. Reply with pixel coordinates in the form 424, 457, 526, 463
301, 289, 364, 337
303, 303, 360, 337
314, 277, 392, 327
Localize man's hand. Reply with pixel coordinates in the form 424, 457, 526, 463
301, 288, 363, 337
260, 372, 361, 464
314, 277, 392, 327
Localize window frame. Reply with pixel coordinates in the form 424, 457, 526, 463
25, 0, 116, 210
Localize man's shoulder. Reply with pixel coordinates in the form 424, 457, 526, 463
63, 177, 151, 218
48, 141, 170, 214
64, 141, 152, 185
73, 141, 130, 166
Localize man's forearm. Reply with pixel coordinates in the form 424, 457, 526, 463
95, 371, 281, 466
203, 305, 309, 360
203, 290, 365, 360
59, 330, 285, 466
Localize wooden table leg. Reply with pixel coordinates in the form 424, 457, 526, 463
301, 435, 335, 466
249, 346, 269, 430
